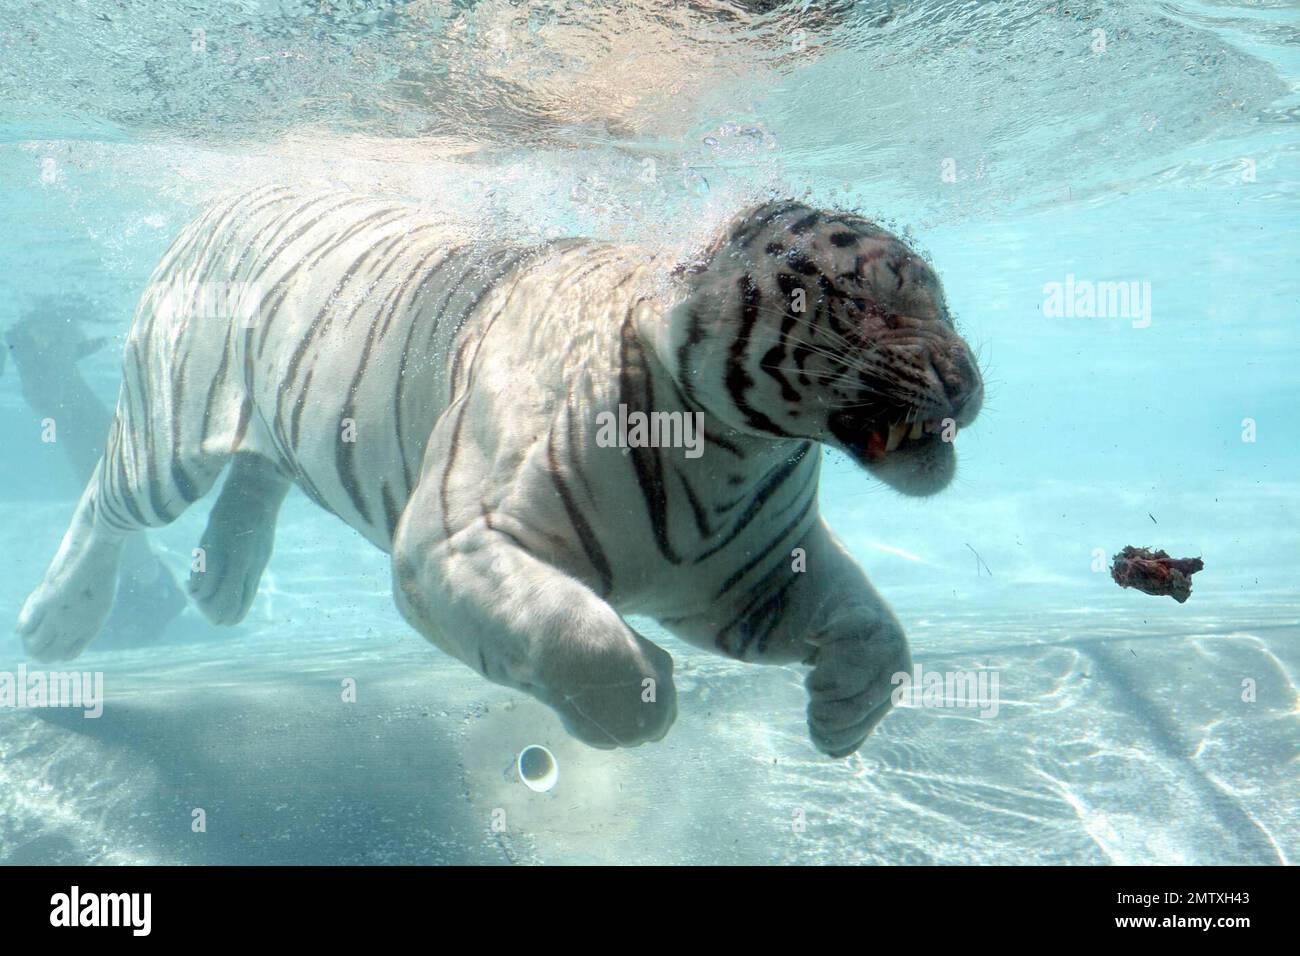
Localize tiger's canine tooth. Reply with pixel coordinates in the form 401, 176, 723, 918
886, 422, 907, 451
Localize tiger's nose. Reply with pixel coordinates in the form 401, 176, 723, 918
930, 340, 983, 427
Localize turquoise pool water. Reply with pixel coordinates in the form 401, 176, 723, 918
0, 0, 1296, 864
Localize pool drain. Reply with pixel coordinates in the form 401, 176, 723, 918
517, 745, 559, 793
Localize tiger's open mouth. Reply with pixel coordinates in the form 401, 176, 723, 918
826, 409, 960, 496
827, 411, 953, 460
858, 418, 950, 462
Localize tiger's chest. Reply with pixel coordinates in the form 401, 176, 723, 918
587, 435, 820, 616
472, 368, 822, 618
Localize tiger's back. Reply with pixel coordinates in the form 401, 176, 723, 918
132, 185, 823, 624
135, 185, 581, 550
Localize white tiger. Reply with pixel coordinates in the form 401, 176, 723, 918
16, 186, 983, 757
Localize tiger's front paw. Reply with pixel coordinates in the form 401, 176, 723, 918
543, 634, 678, 750
804, 619, 911, 758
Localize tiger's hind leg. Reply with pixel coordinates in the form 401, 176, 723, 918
188, 453, 291, 625
17, 452, 226, 662
17, 461, 130, 661
17, 379, 230, 661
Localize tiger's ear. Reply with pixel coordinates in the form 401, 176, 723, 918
670, 254, 712, 277
676, 197, 826, 278
670, 201, 793, 279
670, 231, 728, 279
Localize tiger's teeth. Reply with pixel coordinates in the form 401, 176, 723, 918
909, 421, 923, 440
886, 422, 907, 451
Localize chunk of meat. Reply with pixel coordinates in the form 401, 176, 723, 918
1110, 546, 1204, 603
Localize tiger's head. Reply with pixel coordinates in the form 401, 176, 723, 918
668, 201, 984, 497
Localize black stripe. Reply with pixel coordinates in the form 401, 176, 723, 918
111, 384, 151, 528
335, 407, 374, 528
217, 192, 344, 301
276, 235, 400, 431
152, 204, 221, 283
198, 328, 232, 450
168, 333, 202, 504
823, 214, 883, 236
619, 302, 681, 565
695, 441, 811, 563
661, 365, 746, 460
223, 190, 322, 277
704, 428, 745, 458
445, 248, 538, 387
732, 576, 800, 658
818, 274, 853, 338
715, 486, 817, 598
675, 305, 705, 408
393, 245, 470, 494
97, 420, 140, 533
546, 423, 613, 599
127, 333, 174, 524
715, 519, 818, 656
784, 249, 819, 276
661, 354, 708, 419
674, 465, 714, 538
759, 277, 804, 404
726, 274, 793, 437
436, 252, 540, 540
